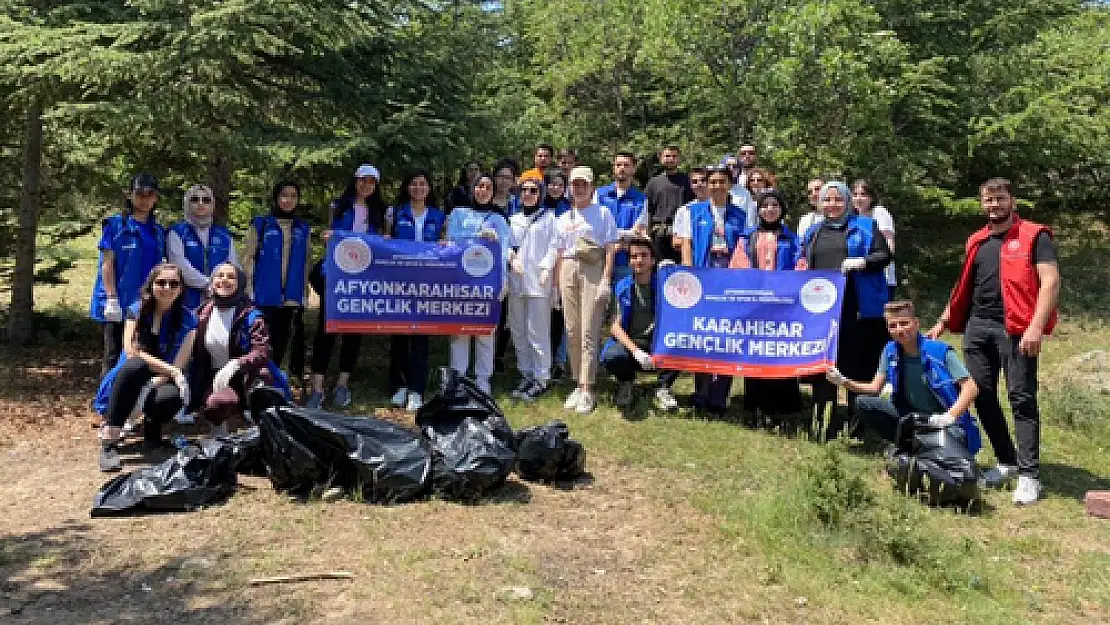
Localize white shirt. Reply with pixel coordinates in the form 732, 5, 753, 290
555, 203, 619, 258
728, 184, 757, 230
204, 306, 237, 370
351, 202, 369, 233
869, 205, 896, 286
385, 206, 430, 241
167, 227, 241, 290
673, 201, 726, 240
796, 211, 824, 240
508, 208, 559, 297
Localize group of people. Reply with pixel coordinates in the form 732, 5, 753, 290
86, 145, 1060, 506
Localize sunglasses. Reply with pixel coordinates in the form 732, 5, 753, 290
154, 279, 181, 288
521, 187, 541, 195
189, 196, 213, 204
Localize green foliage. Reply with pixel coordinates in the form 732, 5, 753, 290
804, 444, 874, 529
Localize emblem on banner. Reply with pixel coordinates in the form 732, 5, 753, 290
799, 278, 838, 314
462, 244, 495, 277
663, 271, 703, 309
335, 237, 372, 274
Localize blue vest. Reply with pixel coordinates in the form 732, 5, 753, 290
93, 305, 198, 415
332, 203, 382, 234
687, 201, 744, 268
801, 214, 889, 318
251, 216, 310, 306
737, 225, 799, 271
884, 334, 982, 454
170, 221, 234, 310
89, 214, 165, 322
391, 204, 446, 242
597, 183, 647, 268
601, 274, 658, 354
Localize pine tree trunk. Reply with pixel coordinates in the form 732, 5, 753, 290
8, 99, 44, 346
208, 153, 231, 225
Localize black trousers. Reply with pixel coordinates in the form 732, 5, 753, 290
310, 306, 362, 375
650, 223, 681, 263
260, 306, 305, 378
104, 359, 183, 429
963, 316, 1039, 477
389, 335, 430, 395
101, 322, 125, 377
599, 341, 679, 387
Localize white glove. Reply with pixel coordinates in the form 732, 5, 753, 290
825, 366, 848, 387
104, 297, 123, 323
633, 349, 656, 371
511, 255, 525, 274
212, 360, 241, 394
171, 369, 190, 407
927, 412, 956, 428
840, 257, 867, 274
658, 260, 676, 269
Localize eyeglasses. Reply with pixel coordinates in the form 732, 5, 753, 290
521, 187, 541, 195
189, 196, 213, 204
154, 279, 181, 288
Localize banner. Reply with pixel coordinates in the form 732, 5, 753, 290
652, 266, 845, 378
325, 232, 502, 335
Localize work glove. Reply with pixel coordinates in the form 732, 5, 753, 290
927, 412, 956, 428
104, 297, 123, 323
212, 360, 241, 394
840, 257, 867, 274
171, 368, 190, 407
825, 366, 848, 387
511, 255, 525, 275
633, 349, 656, 371
658, 260, 676, 269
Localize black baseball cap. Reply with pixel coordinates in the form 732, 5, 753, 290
130, 172, 159, 193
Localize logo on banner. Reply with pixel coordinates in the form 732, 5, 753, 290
335, 237, 372, 274
462, 244, 495, 277
663, 271, 703, 309
799, 278, 838, 314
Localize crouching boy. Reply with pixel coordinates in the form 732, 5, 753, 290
826, 300, 982, 453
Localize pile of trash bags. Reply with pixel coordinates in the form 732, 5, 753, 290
91, 369, 586, 515
886, 413, 982, 507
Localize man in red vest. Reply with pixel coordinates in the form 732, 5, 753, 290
927, 178, 1060, 505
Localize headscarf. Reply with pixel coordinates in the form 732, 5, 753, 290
271, 180, 300, 218
518, 171, 545, 216
755, 190, 788, 231
209, 262, 248, 310
469, 174, 497, 213
818, 181, 852, 228
183, 184, 215, 228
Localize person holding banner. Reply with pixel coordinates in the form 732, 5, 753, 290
384, 171, 446, 412
507, 172, 558, 401
730, 190, 804, 421
674, 166, 745, 417
797, 181, 892, 436
167, 184, 238, 313
445, 172, 512, 394
556, 166, 619, 414
306, 164, 387, 409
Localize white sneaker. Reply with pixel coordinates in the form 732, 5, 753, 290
1013, 476, 1041, 505
405, 392, 423, 413
564, 388, 583, 410
391, 387, 408, 407
654, 387, 679, 412
575, 390, 596, 415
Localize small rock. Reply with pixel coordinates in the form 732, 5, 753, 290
499, 586, 534, 601
592, 568, 606, 575
141, 583, 152, 593
794, 596, 808, 607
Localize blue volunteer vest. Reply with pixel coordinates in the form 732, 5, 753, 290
738, 225, 799, 271
688, 201, 744, 268
601, 273, 659, 354
597, 183, 647, 269
251, 216, 310, 306
801, 214, 889, 318
884, 334, 982, 454
391, 204, 446, 241
89, 214, 166, 322
170, 221, 234, 310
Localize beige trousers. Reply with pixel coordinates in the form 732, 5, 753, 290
558, 257, 608, 385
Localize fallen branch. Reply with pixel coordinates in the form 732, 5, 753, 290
248, 571, 354, 586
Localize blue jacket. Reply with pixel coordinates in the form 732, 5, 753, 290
169, 221, 235, 310
800, 214, 889, 318
596, 183, 647, 268
736, 225, 799, 271
391, 204, 446, 242
446, 206, 512, 267
89, 214, 165, 322
884, 334, 982, 454
251, 215, 311, 306
687, 201, 744, 268
93, 304, 198, 415
602, 273, 658, 354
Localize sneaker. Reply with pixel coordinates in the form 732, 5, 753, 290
575, 390, 597, 415
332, 386, 352, 408
654, 387, 679, 412
305, 391, 325, 410
391, 387, 408, 407
522, 380, 548, 402
405, 392, 423, 413
983, 464, 1018, 489
1013, 476, 1041, 505
98, 443, 122, 472
615, 382, 635, 408
511, 377, 534, 400
564, 387, 583, 410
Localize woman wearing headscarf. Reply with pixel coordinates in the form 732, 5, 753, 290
168, 184, 238, 313
243, 180, 311, 396
190, 262, 291, 435
544, 169, 572, 380
730, 190, 803, 422
797, 181, 892, 436
444, 172, 512, 394
93, 263, 196, 472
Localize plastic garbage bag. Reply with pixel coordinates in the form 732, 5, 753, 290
514, 421, 585, 482
216, 427, 266, 477
258, 403, 431, 504
886, 414, 982, 506
415, 368, 516, 500
91, 439, 236, 517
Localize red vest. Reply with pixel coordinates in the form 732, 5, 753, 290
947, 216, 1057, 336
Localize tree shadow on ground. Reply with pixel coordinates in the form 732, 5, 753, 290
1041, 461, 1110, 502
0, 522, 296, 624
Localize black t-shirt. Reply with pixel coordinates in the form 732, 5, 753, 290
645, 172, 694, 225
970, 231, 1057, 322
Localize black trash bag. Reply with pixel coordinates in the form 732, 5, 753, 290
258, 403, 431, 504
415, 368, 517, 500
514, 420, 586, 482
885, 414, 982, 506
215, 427, 267, 477
91, 439, 237, 517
